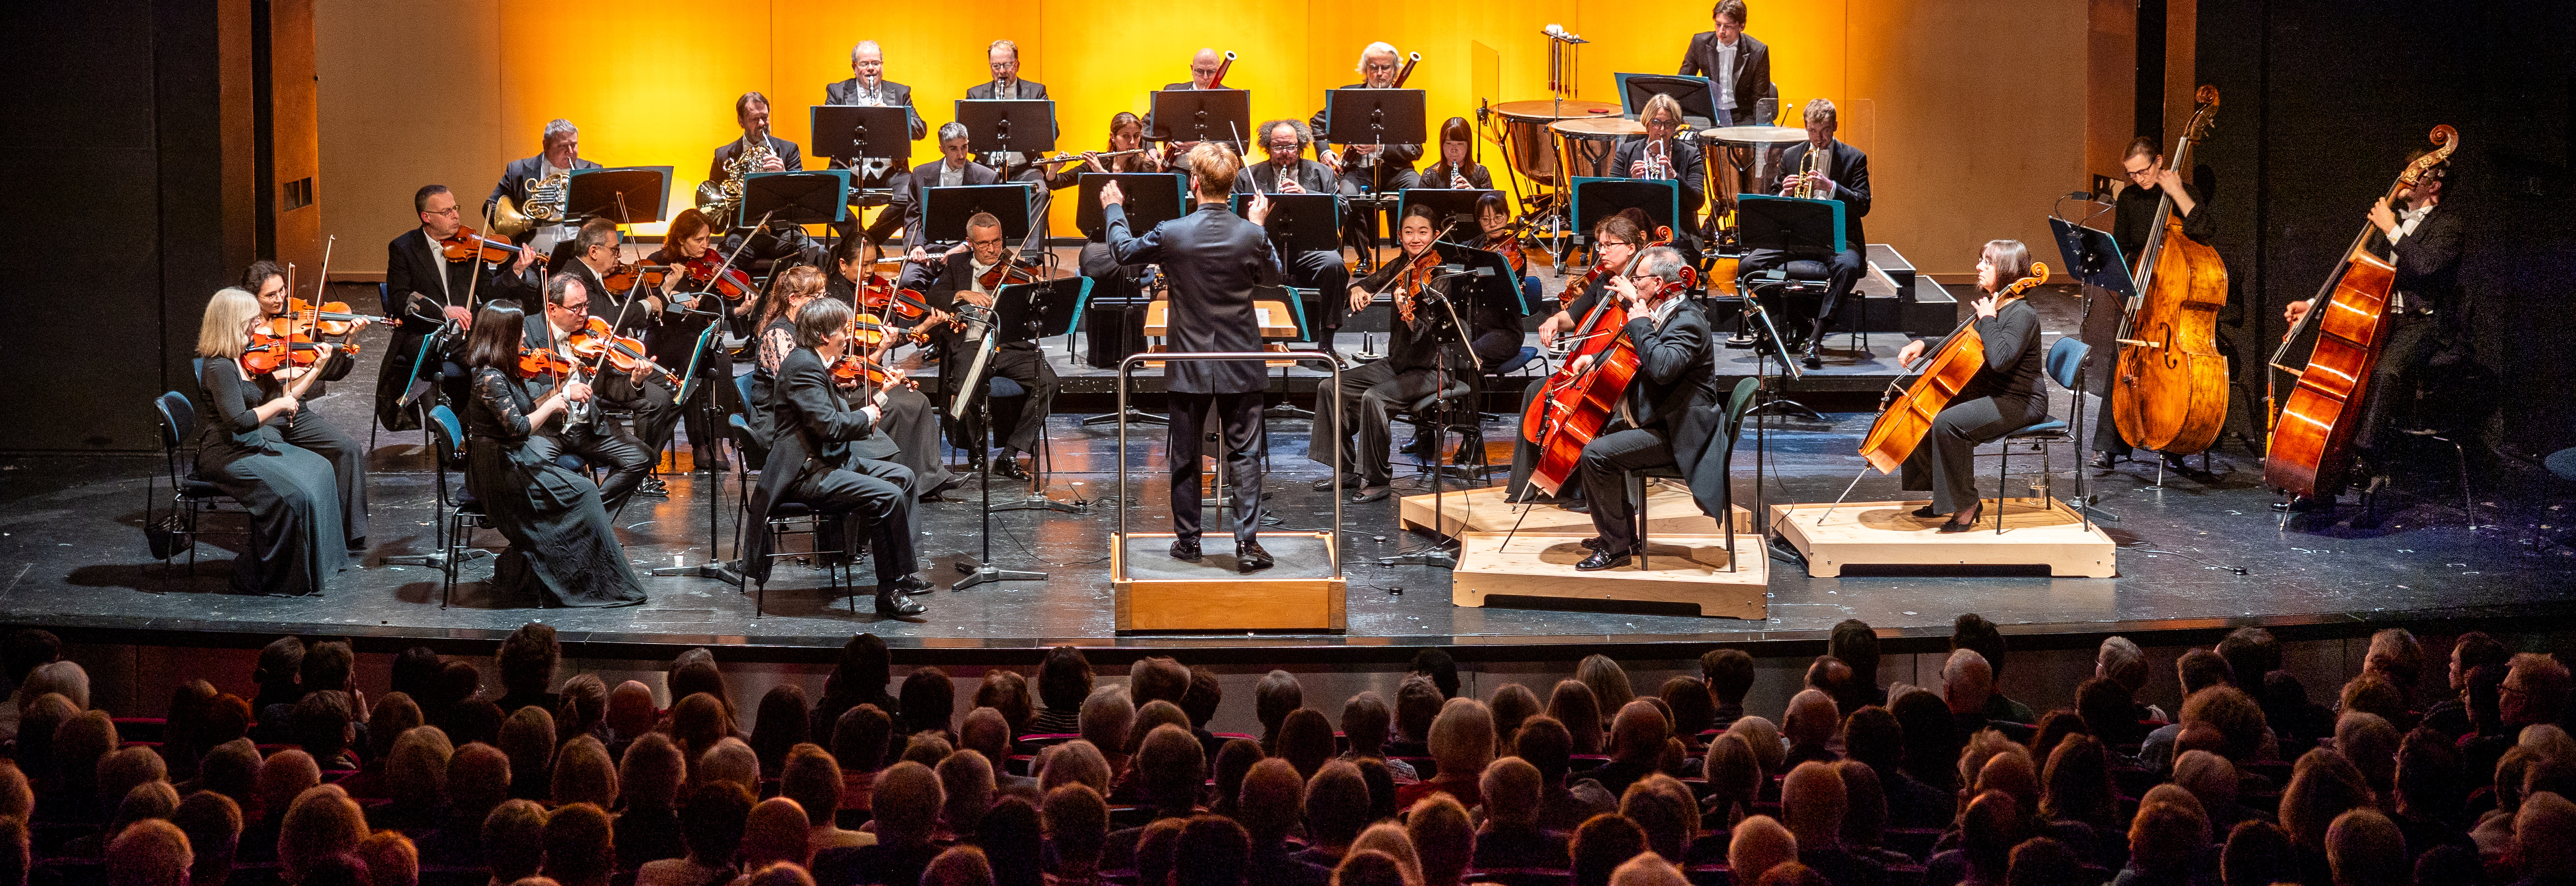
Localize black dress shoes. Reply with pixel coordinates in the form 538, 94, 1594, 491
1935, 503, 1985, 533
638, 477, 670, 497
1312, 477, 1346, 493
2090, 451, 2130, 470
1801, 341, 1824, 369
892, 574, 937, 596
1170, 537, 1203, 561
1236, 539, 1275, 573
1352, 486, 1392, 504
1575, 548, 1632, 571
991, 457, 1031, 482
1911, 504, 1942, 519
874, 592, 927, 618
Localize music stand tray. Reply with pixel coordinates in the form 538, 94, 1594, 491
1737, 195, 1845, 256
1078, 173, 1187, 241
1616, 73, 1720, 129
1231, 193, 1341, 254
2048, 217, 2136, 300
923, 184, 1035, 243
810, 106, 916, 164
1572, 177, 1681, 238
1322, 88, 1427, 149
564, 166, 672, 224
741, 170, 851, 227
1148, 89, 1251, 150
956, 99, 1060, 156
1401, 188, 1503, 238
1432, 241, 1523, 320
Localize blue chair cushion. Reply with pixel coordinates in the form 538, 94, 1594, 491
1495, 346, 1542, 376
2005, 418, 2069, 439
554, 454, 588, 473
989, 377, 1026, 398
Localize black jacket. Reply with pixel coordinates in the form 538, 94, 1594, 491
823, 78, 928, 173
708, 133, 807, 206
484, 154, 602, 234
1419, 161, 1496, 190
1610, 138, 1708, 215
1625, 296, 1720, 432
900, 160, 1002, 250
1236, 158, 1339, 195
541, 257, 654, 335
386, 228, 538, 317
741, 347, 883, 586
1679, 32, 1777, 125
1778, 139, 1871, 252
2368, 204, 2465, 318
1310, 87, 1425, 171
1104, 202, 1283, 395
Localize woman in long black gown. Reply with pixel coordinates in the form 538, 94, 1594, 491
458, 303, 647, 607
243, 260, 372, 550
192, 287, 349, 595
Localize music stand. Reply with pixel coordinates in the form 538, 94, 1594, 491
952, 276, 1092, 590
1615, 73, 1720, 129
740, 170, 851, 228
1401, 188, 1504, 242
1737, 194, 1845, 256
1322, 88, 1427, 155
1572, 177, 1681, 238
1231, 193, 1341, 253
956, 99, 1059, 161
1148, 89, 1251, 151
923, 184, 1034, 244
2049, 216, 2133, 523
651, 321, 734, 582
1076, 173, 1186, 241
564, 166, 672, 224
810, 106, 915, 164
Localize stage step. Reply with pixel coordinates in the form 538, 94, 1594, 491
1453, 531, 1768, 619
1771, 498, 2117, 578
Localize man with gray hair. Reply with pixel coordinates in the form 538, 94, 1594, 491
827, 40, 930, 245
1943, 649, 1996, 735
1310, 43, 1425, 267
485, 118, 601, 252
1736, 98, 1870, 369
896, 122, 1001, 254
1566, 245, 1722, 571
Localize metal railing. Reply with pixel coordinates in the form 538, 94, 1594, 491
1115, 351, 1345, 583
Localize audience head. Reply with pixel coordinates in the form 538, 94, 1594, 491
1577, 656, 1636, 717
1547, 680, 1605, 755
960, 707, 1012, 763
1619, 775, 1698, 862
900, 667, 956, 740
1412, 648, 1461, 700
2281, 748, 2374, 851
2393, 727, 2463, 819
1780, 761, 1847, 849
2507, 653, 2573, 728
1136, 724, 1207, 814
1726, 716, 1785, 778
974, 670, 1035, 736
1656, 678, 1714, 742
2335, 711, 2400, 794
619, 732, 686, 814
280, 786, 368, 884
1040, 784, 1109, 872
257, 749, 322, 825
1175, 815, 1252, 886
873, 761, 944, 848
1128, 657, 1191, 708
1701, 649, 1756, 709
2003, 837, 2079, 886
748, 685, 811, 774
1833, 760, 1891, 851
1608, 854, 1687, 886
105, 819, 191, 886
1035, 739, 1111, 796
1304, 760, 1371, 850
1279, 708, 1337, 779
2220, 820, 2295, 886
481, 799, 547, 884
605, 681, 656, 739
2130, 795, 2212, 877
740, 797, 812, 870
1179, 667, 1222, 731
1944, 649, 1995, 715
1479, 757, 1544, 829
1430, 698, 1498, 779
1255, 671, 1304, 738
1395, 675, 1444, 746
1341, 691, 1395, 757
1724, 815, 1795, 885
777, 743, 842, 827
1701, 733, 1763, 825
697, 737, 760, 795
1078, 687, 1134, 758
541, 802, 617, 886
1960, 790, 2029, 882
445, 743, 509, 817
1037, 646, 1094, 718
2364, 628, 2425, 694
548, 735, 615, 809
1516, 716, 1576, 784
1782, 690, 1837, 750
830, 703, 893, 773
923, 846, 993, 886
2324, 807, 2405, 886
2181, 685, 2269, 762
2515, 790, 2576, 882
2039, 734, 2115, 827
172, 791, 242, 886
1332, 850, 1408, 886
678, 783, 754, 865
937, 750, 998, 833
2216, 627, 2281, 689
1487, 684, 1543, 749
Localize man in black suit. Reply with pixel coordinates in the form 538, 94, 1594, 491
547, 219, 681, 498
1101, 142, 1283, 572
2280, 153, 2463, 507
1569, 246, 1722, 570
898, 122, 1003, 253
826, 41, 931, 246
378, 184, 543, 431
1312, 43, 1424, 264
1238, 120, 1354, 358
484, 119, 602, 252
965, 39, 1062, 229
1738, 98, 1871, 368
1678, 0, 1777, 127
1145, 48, 1229, 157
522, 272, 659, 513
707, 92, 826, 272
916, 212, 1058, 481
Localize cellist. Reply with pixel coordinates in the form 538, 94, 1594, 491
1506, 213, 1646, 506
1893, 240, 2048, 532
2093, 137, 2217, 470
1565, 245, 1719, 571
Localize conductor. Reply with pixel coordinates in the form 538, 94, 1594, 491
1099, 142, 1284, 572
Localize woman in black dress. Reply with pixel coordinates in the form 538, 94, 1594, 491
642, 208, 739, 473
191, 287, 349, 595
1419, 116, 1495, 190
1894, 239, 2049, 531
242, 260, 372, 549
458, 303, 647, 607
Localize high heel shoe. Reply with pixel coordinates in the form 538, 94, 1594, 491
1935, 502, 1985, 533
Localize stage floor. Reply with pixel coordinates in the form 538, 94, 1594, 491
8, 276, 2570, 658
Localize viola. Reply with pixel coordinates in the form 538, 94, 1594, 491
564, 317, 682, 391
241, 331, 334, 374
679, 249, 756, 301
602, 263, 671, 293
1857, 263, 2052, 475
517, 347, 576, 379
438, 227, 521, 264
266, 298, 384, 339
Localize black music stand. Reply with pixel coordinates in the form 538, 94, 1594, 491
564, 167, 672, 223
956, 99, 1059, 161
741, 170, 851, 228
1572, 178, 1681, 238
652, 321, 736, 583
812, 106, 915, 164
1076, 173, 1187, 241
2050, 216, 2132, 519
1323, 89, 1427, 154
1148, 89, 1251, 151
1401, 188, 1504, 242
951, 276, 1090, 591
1230, 191, 1341, 410
1617, 73, 1721, 129
923, 184, 1034, 244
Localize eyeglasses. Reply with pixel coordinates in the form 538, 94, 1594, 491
426, 206, 460, 217
554, 301, 588, 314
1191, 66, 1221, 76
2125, 166, 2156, 179
1266, 142, 1298, 153
1627, 274, 1662, 285
1598, 240, 1633, 249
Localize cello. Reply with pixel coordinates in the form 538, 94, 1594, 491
2262, 125, 2460, 500
2109, 86, 2230, 455
1858, 262, 2050, 474
1520, 228, 1686, 496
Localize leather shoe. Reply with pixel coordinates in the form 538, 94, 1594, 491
893, 574, 937, 596
1910, 504, 1941, 519
1236, 540, 1274, 573
1170, 538, 1202, 561
1935, 503, 1986, 533
1575, 548, 1632, 571
1312, 477, 1347, 493
1351, 485, 1392, 504
1579, 536, 1607, 551
637, 477, 670, 497
991, 457, 1031, 482
2090, 452, 2129, 470
874, 593, 927, 618
1801, 341, 1824, 369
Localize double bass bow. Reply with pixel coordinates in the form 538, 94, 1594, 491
2109, 86, 2230, 456
2262, 125, 2460, 500
1856, 262, 2051, 475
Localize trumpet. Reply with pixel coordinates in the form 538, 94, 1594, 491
1643, 139, 1674, 181
1791, 144, 1825, 199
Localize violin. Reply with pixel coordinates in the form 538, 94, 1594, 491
602, 263, 672, 293
977, 259, 1042, 291
438, 227, 521, 264
830, 354, 917, 389
678, 249, 756, 301
563, 317, 682, 391
241, 331, 334, 374
1388, 245, 1443, 326
517, 347, 576, 379
266, 298, 383, 340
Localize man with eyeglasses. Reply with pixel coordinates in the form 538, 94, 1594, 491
915, 212, 1058, 482
964, 40, 1063, 236
2089, 136, 2217, 472
1507, 213, 1648, 507
1236, 119, 1353, 359
1143, 49, 1230, 162
379, 184, 543, 430
895, 122, 1003, 256
486, 119, 601, 253
1312, 43, 1425, 268
1560, 245, 1722, 571
828, 41, 931, 246
520, 272, 659, 514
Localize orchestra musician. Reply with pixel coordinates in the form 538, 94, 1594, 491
1313, 43, 1424, 264
639, 207, 741, 474
1508, 212, 1648, 507
192, 287, 350, 595
827, 41, 931, 247
1316, 204, 1457, 504
242, 261, 371, 551
1565, 245, 1720, 571
1063, 112, 1167, 283
1470, 192, 1545, 341
1678, 0, 1777, 127
2278, 149, 2460, 512
900, 123, 1002, 252
1737, 98, 1870, 369
457, 303, 647, 608
914, 212, 1059, 481
1146, 49, 1229, 158
546, 219, 679, 499
381, 184, 544, 431
737, 296, 932, 617
1100, 142, 1283, 572
1418, 117, 1495, 190
821, 236, 959, 500
484, 119, 599, 252
2093, 137, 2217, 470
708, 92, 827, 272
522, 270, 660, 512
1610, 95, 1707, 225
1237, 119, 1354, 358
1893, 240, 2047, 532
966, 40, 1061, 228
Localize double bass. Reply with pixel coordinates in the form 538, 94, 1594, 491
2262, 125, 2460, 500
1858, 263, 2050, 474
2109, 86, 2230, 455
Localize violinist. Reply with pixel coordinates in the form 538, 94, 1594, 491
457, 302, 647, 608
1314, 204, 1451, 504
1466, 192, 1537, 369
1892, 240, 2047, 532
484, 119, 601, 252
1508, 213, 1646, 505
192, 287, 350, 595
242, 261, 372, 551
523, 272, 659, 512
736, 296, 932, 618
809, 253, 959, 501
708, 92, 827, 272
827, 41, 931, 246
1234, 120, 1352, 359
1738, 98, 1870, 369
639, 207, 741, 474
1563, 245, 1719, 571
1419, 117, 1495, 190
914, 211, 1058, 481
379, 184, 543, 433
548, 219, 680, 497
898, 123, 1001, 252
2093, 137, 2218, 470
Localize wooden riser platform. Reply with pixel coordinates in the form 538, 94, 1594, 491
1771, 498, 2118, 578
1452, 531, 1768, 619
1111, 533, 1347, 633
1401, 483, 1753, 538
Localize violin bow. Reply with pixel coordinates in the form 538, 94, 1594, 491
689, 209, 773, 317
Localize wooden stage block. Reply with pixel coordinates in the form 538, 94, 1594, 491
1401, 483, 1751, 537
1452, 531, 1767, 619
1770, 498, 2117, 578
1112, 532, 1346, 633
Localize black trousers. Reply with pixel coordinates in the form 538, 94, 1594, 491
1898, 394, 2045, 515
1168, 391, 1265, 546
1340, 168, 1421, 258
2354, 312, 2444, 463
1578, 425, 1675, 554
950, 344, 1058, 456
788, 457, 918, 588
1315, 358, 1445, 486
596, 370, 684, 473
1740, 246, 1866, 341
277, 413, 369, 546
1507, 377, 1586, 505
1288, 249, 1353, 350
542, 414, 654, 516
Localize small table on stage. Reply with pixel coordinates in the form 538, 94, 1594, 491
1141, 300, 1304, 366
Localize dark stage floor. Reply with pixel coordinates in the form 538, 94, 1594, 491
7, 272, 2570, 658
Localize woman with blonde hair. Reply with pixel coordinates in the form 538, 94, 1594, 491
189, 286, 349, 595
